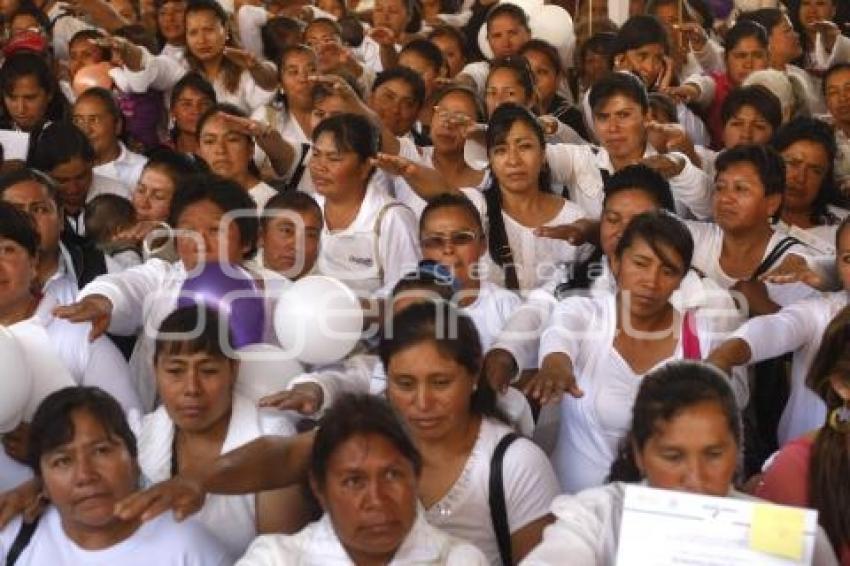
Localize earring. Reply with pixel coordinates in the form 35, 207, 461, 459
829, 403, 850, 434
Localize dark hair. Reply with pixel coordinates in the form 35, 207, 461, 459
69, 28, 112, 61
27, 121, 95, 171
399, 38, 445, 76
261, 190, 323, 229
372, 66, 427, 109
519, 39, 562, 78
738, 8, 785, 37
0, 167, 60, 206
806, 306, 850, 555
0, 51, 66, 127
76, 87, 124, 131
391, 261, 458, 307
614, 210, 693, 274
143, 147, 203, 187
27, 386, 138, 476
648, 92, 677, 123
10, 4, 51, 34
721, 85, 783, 133
723, 19, 768, 55
305, 17, 341, 39
184, 0, 241, 93
771, 116, 839, 222
170, 71, 217, 108
426, 24, 468, 63
609, 361, 741, 482
485, 3, 530, 33
646, 0, 713, 30
311, 72, 363, 106
113, 24, 159, 54
311, 394, 422, 487
577, 31, 617, 70
0, 200, 39, 256
85, 194, 135, 243
612, 15, 669, 56
485, 103, 550, 290
311, 113, 380, 163
420, 192, 484, 234
154, 305, 231, 362
262, 17, 304, 63
486, 56, 536, 111
603, 164, 676, 212
823, 62, 850, 97
432, 84, 485, 122
379, 300, 501, 417
589, 71, 649, 114
715, 143, 786, 197
167, 174, 259, 259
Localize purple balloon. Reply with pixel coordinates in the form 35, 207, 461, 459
177, 262, 264, 348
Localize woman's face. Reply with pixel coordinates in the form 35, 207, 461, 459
0, 237, 36, 319
309, 132, 372, 199
523, 49, 558, 106
132, 166, 176, 222
198, 113, 254, 181
581, 49, 610, 89
50, 156, 93, 217
593, 94, 648, 162
310, 94, 348, 133
40, 409, 139, 532
837, 225, 850, 290
155, 348, 235, 433
281, 50, 317, 109
798, 0, 835, 34
611, 236, 685, 319
175, 199, 246, 270
398, 51, 440, 100
73, 96, 120, 160
722, 104, 774, 148
825, 67, 850, 126
314, 433, 418, 564
420, 206, 485, 289
713, 161, 781, 234
485, 67, 532, 117
600, 189, 660, 259
635, 400, 738, 497
69, 38, 107, 80
171, 86, 214, 135
780, 139, 830, 215
489, 119, 545, 195
186, 9, 226, 62
3, 75, 51, 132
430, 91, 477, 152
158, 0, 187, 43
316, 0, 345, 19
386, 339, 476, 442
486, 14, 530, 59
373, 0, 409, 35
430, 34, 464, 78
725, 36, 768, 86
768, 15, 802, 66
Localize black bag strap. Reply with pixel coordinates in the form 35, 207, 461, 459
489, 432, 519, 566
6, 516, 40, 566
751, 236, 801, 281
285, 143, 312, 192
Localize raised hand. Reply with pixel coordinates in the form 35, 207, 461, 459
481, 348, 518, 394
53, 294, 113, 341
522, 352, 583, 404
259, 382, 324, 415
368, 26, 397, 47
114, 475, 206, 523
223, 47, 260, 70
370, 152, 419, 177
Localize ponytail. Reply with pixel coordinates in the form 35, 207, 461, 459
484, 182, 520, 291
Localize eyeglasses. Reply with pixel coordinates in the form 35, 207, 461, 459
420, 230, 480, 250
72, 114, 105, 127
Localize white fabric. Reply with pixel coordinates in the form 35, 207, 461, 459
539, 290, 745, 493
733, 292, 848, 445
314, 183, 420, 297
136, 393, 295, 557
424, 418, 560, 565
0, 506, 232, 566
236, 512, 488, 565
459, 61, 490, 96
249, 181, 278, 210
251, 105, 309, 175
464, 281, 522, 351
237, 5, 269, 59
92, 142, 147, 192
520, 482, 839, 566
48, 3, 94, 61
772, 205, 850, 257
42, 243, 82, 306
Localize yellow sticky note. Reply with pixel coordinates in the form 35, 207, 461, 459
749, 503, 806, 561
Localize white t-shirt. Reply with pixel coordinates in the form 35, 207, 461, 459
424, 418, 560, 565
249, 181, 278, 210
0, 507, 232, 566
92, 142, 147, 193
464, 281, 522, 351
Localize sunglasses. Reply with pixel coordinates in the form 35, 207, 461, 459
420, 230, 481, 250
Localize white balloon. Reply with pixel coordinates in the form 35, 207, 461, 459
236, 344, 306, 403
274, 276, 364, 366
0, 326, 32, 434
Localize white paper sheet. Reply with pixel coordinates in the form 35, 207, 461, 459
0, 130, 29, 161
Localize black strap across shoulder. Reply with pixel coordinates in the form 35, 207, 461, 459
489, 432, 519, 566
751, 236, 801, 281
6, 515, 40, 566
286, 143, 312, 192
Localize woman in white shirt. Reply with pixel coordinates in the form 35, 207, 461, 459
310, 113, 420, 296
140, 306, 307, 557
196, 104, 279, 209
521, 360, 839, 566
238, 393, 487, 565
0, 386, 231, 566
529, 211, 746, 493
479, 103, 591, 291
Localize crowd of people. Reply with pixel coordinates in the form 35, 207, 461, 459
0, 0, 849, 562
